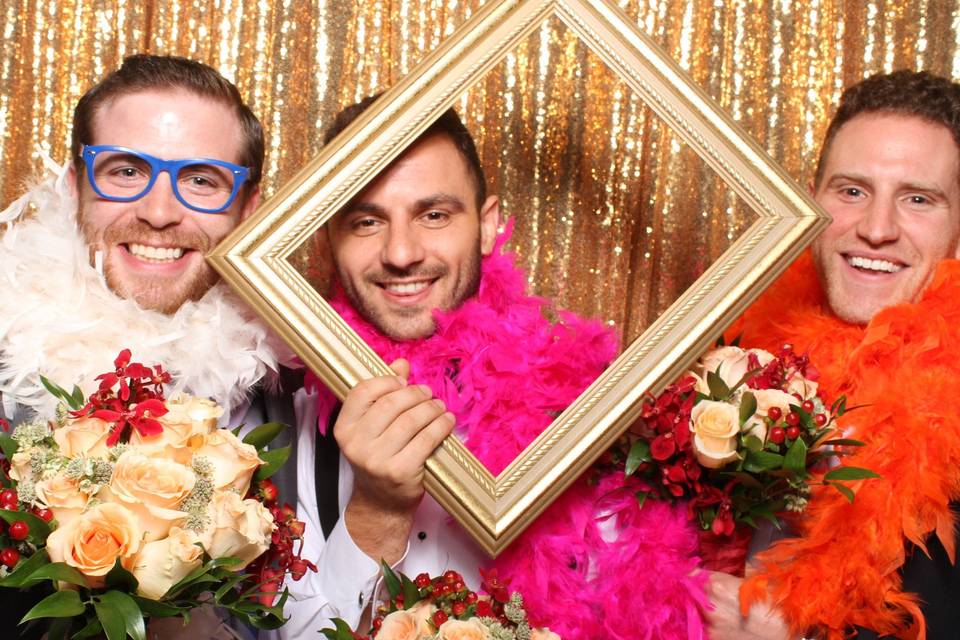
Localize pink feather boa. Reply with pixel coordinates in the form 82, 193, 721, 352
307, 229, 708, 638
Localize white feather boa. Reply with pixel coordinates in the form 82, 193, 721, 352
0, 156, 294, 421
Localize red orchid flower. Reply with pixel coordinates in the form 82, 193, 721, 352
94, 398, 167, 446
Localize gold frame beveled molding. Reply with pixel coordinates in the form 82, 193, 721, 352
209, 0, 830, 556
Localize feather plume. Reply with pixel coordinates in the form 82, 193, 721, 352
0, 158, 295, 422
734, 252, 960, 640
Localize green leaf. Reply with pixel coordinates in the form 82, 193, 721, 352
131, 596, 183, 618
105, 558, 139, 592
718, 471, 765, 491
739, 391, 757, 426
829, 481, 856, 503
743, 434, 763, 452
71, 386, 86, 409
822, 438, 866, 447
71, 615, 105, 639
0, 548, 50, 587
824, 466, 880, 482
730, 334, 742, 347
46, 616, 75, 640
253, 445, 291, 482
624, 440, 651, 476
96, 590, 145, 640
381, 560, 402, 599
743, 450, 784, 473
715, 334, 726, 347
783, 437, 808, 476
400, 573, 421, 610
320, 618, 356, 640
0, 431, 18, 459
39, 375, 84, 411
242, 422, 287, 450
706, 370, 731, 399
23, 561, 87, 587
21, 589, 86, 623
635, 490, 648, 509
0, 508, 51, 543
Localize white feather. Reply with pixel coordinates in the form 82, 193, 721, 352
0, 159, 296, 421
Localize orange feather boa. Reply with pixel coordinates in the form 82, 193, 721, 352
735, 252, 960, 640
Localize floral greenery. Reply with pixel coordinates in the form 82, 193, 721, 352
0, 350, 308, 639
603, 341, 879, 537
322, 563, 549, 640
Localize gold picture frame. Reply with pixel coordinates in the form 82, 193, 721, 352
209, 0, 829, 556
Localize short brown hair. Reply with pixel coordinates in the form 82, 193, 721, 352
71, 54, 265, 186
815, 70, 960, 187
323, 94, 487, 210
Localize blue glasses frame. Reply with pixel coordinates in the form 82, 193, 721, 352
81, 144, 251, 214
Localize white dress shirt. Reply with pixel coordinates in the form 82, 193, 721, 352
261, 389, 488, 638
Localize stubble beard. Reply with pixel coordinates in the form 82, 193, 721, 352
338, 242, 483, 341
78, 204, 219, 315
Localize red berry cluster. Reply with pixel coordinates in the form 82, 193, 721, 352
764, 399, 829, 450
244, 478, 316, 606
72, 349, 172, 446
0, 488, 50, 571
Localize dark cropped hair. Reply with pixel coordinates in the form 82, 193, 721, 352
71, 54, 265, 186
323, 94, 487, 209
815, 70, 960, 186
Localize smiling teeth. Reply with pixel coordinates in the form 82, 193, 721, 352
848, 255, 902, 273
128, 243, 184, 262
385, 281, 429, 294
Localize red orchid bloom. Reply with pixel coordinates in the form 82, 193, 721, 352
94, 398, 167, 446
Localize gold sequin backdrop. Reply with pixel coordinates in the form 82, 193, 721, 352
0, 1, 957, 344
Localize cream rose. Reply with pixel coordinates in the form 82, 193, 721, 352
739, 388, 797, 443
131, 395, 221, 450
35, 474, 90, 527
131, 526, 204, 600
8, 451, 32, 482
53, 416, 112, 458
45, 502, 141, 586
102, 450, 194, 542
785, 372, 819, 399
530, 630, 562, 640
200, 491, 274, 569
690, 400, 740, 468
377, 609, 428, 640
437, 619, 491, 640
698, 347, 775, 392
193, 429, 263, 495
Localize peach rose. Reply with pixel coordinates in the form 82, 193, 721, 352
741, 388, 798, 443
45, 502, 141, 586
132, 526, 204, 600
200, 491, 274, 569
377, 609, 428, 640
437, 619, 491, 640
698, 347, 775, 392
690, 400, 740, 468
785, 372, 819, 399
530, 630, 562, 640
102, 450, 194, 541
193, 429, 263, 495
53, 416, 112, 458
34, 473, 90, 526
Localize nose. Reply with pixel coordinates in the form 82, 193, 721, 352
380, 223, 425, 270
134, 171, 187, 229
855, 196, 900, 246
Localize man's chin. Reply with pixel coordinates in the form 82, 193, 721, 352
105, 271, 218, 315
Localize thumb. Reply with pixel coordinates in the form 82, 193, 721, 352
389, 358, 411, 382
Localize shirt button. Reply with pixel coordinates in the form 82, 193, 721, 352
418, 531, 427, 541
358, 592, 364, 606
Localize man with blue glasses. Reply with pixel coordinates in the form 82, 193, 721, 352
0, 54, 288, 639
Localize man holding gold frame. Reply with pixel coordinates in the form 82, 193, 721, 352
264, 96, 710, 639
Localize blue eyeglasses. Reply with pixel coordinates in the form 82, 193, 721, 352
81, 145, 251, 214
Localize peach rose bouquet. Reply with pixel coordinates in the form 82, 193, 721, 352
0, 349, 313, 639
602, 340, 877, 574
322, 564, 560, 640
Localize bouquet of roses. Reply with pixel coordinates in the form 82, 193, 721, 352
322, 563, 560, 640
604, 341, 877, 572
0, 349, 313, 639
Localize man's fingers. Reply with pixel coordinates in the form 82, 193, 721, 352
368, 397, 449, 458
337, 376, 424, 429
402, 410, 456, 463
389, 358, 410, 381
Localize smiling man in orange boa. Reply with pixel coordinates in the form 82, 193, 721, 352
707, 70, 960, 640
